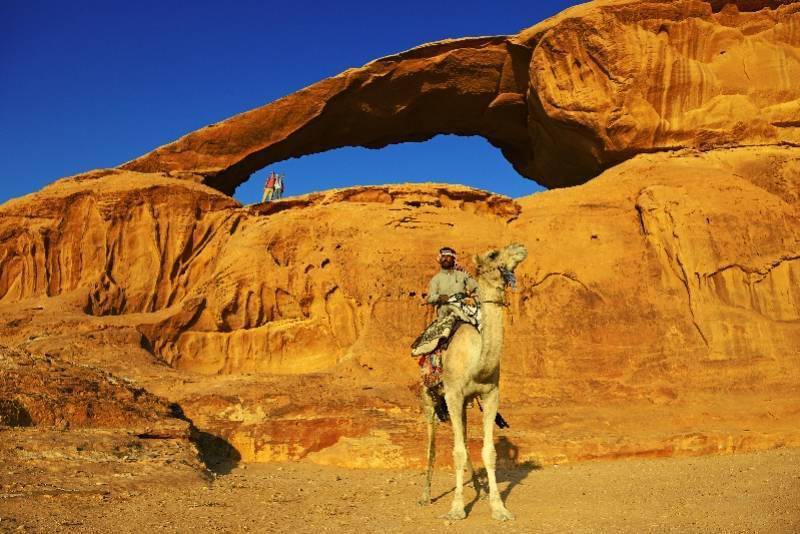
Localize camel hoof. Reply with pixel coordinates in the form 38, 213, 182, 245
491, 508, 515, 521
441, 509, 466, 521
417, 497, 431, 507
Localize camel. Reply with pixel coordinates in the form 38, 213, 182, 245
418, 243, 527, 521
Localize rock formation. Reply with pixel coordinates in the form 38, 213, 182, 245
0, 344, 182, 432
0, 343, 208, 492
121, 0, 800, 195
2, 144, 798, 466
1, 0, 799, 469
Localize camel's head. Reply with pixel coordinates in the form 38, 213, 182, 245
475, 243, 528, 290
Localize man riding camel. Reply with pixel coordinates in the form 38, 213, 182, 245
426, 246, 478, 317
412, 247, 481, 388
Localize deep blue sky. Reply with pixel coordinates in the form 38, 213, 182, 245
1, 1, 582, 205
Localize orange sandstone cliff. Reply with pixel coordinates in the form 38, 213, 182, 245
1, 0, 799, 470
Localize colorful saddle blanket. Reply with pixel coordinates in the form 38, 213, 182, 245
410, 301, 481, 357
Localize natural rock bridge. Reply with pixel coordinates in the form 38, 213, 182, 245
121, 0, 800, 196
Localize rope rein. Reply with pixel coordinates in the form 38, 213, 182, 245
475, 266, 512, 307
480, 299, 508, 307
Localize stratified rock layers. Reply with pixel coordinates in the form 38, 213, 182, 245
121, 0, 800, 194
1, 146, 798, 464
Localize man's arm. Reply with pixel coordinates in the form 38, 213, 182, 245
426, 275, 440, 304
465, 273, 478, 295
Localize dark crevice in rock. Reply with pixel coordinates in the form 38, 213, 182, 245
708, 0, 799, 13
167, 402, 241, 476
0, 398, 33, 427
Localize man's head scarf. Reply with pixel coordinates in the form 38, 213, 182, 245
438, 247, 456, 260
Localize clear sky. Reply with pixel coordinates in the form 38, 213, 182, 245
1, 0, 582, 205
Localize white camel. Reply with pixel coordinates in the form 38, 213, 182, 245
418, 243, 527, 521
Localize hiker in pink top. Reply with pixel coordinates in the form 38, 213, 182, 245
261, 171, 277, 203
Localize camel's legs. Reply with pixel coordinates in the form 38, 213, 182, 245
419, 392, 436, 506
444, 392, 467, 520
481, 388, 514, 521
461, 404, 479, 497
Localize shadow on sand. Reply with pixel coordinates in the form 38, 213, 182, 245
495, 436, 541, 501
169, 403, 241, 476
432, 436, 540, 513
192, 430, 242, 476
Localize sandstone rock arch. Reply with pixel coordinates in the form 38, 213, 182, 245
121, 0, 800, 196
123, 36, 536, 195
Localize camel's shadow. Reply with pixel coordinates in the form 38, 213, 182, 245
431, 436, 540, 511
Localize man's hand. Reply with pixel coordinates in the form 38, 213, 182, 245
437, 295, 449, 304
463, 296, 476, 306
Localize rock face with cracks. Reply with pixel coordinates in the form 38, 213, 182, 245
0, 344, 184, 433
121, 0, 800, 194
1, 146, 799, 466
1, 0, 799, 469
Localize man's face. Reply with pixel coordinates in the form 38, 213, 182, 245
439, 254, 455, 269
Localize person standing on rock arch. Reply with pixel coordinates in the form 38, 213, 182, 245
274, 172, 285, 200
261, 171, 277, 203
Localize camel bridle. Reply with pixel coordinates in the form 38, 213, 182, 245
479, 266, 515, 307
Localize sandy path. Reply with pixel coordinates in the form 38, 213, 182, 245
3, 447, 799, 533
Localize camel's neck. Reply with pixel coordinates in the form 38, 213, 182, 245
477, 277, 505, 373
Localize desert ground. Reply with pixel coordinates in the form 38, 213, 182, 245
2, 446, 798, 533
